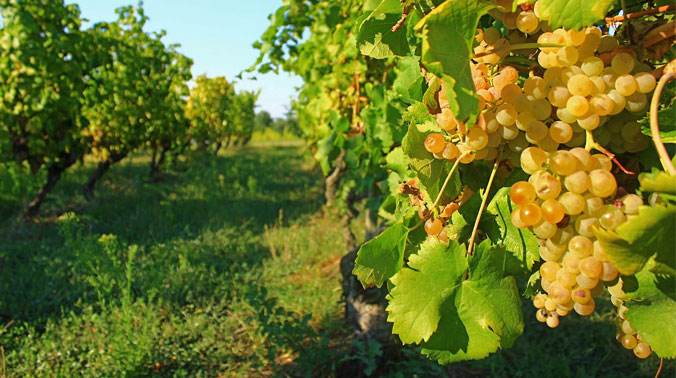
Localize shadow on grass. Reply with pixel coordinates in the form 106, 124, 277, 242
0, 144, 323, 326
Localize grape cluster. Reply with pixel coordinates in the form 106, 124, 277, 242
609, 279, 653, 359
414, 0, 665, 359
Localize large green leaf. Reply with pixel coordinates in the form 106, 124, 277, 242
485, 187, 540, 274
640, 107, 676, 144
624, 268, 676, 359
639, 170, 676, 196
353, 223, 410, 288
393, 56, 424, 103
401, 121, 461, 204
386, 239, 523, 363
595, 204, 676, 276
357, 0, 410, 59
415, 0, 493, 124
538, 0, 617, 30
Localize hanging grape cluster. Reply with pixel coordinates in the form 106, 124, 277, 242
413, 0, 668, 359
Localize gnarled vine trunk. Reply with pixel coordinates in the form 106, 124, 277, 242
82, 151, 127, 200
25, 152, 78, 218
324, 149, 346, 208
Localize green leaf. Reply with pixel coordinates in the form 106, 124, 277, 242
538, 0, 617, 30
393, 56, 424, 103
386, 147, 409, 177
357, 0, 410, 59
401, 121, 461, 204
485, 187, 540, 274
416, 0, 493, 124
624, 268, 676, 359
386, 240, 523, 363
595, 204, 676, 276
353, 223, 410, 288
639, 170, 676, 196
640, 107, 676, 144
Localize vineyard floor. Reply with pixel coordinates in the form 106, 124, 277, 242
0, 143, 672, 377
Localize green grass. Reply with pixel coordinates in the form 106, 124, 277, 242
0, 143, 673, 377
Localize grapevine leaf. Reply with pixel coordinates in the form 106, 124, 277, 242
624, 268, 676, 359
538, 0, 617, 30
387, 238, 468, 344
386, 147, 409, 177
357, 0, 410, 59
401, 121, 461, 204
640, 107, 676, 144
415, 0, 493, 124
402, 102, 434, 125
639, 170, 676, 196
422, 76, 442, 112
451, 192, 484, 244
353, 223, 410, 288
485, 187, 540, 275
393, 56, 424, 103
594, 204, 676, 276
418, 241, 524, 364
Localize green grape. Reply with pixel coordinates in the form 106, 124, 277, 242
524, 76, 546, 99
576, 273, 598, 289
625, 92, 647, 113
541, 261, 562, 282
520, 203, 542, 226
579, 256, 603, 279
601, 262, 618, 282
425, 218, 443, 235
598, 35, 619, 53
496, 103, 518, 126
564, 171, 590, 194
589, 94, 614, 116
563, 253, 581, 274
575, 214, 599, 237
549, 150, 578, 176
520, 146, 547, 174
516, 112, 536, 131
486, 131, 502, 147
557, 268, 577, 288
622, 334, 638, 349
567, 74, 593, 96
571, 286, 592, 304
500, 83, 522, 102
550, 121, 573, 143
535, 173, 562, 200
541, 198, 565, 223
601, 67, 618, 88
568, 235, 593, 258
574, 299, 596, 316
533, 219, 558, 238
621, 319, 636, 335
620, 121, 642, 143
599, 205, 627, 230
611, 52, 635, 75
548, 86, 571, 108
541, 245, 564, 262
516, 11, 539, 34
531, 98, 552, 121
537, 134, 560, 152
559, 191, 586, 215
565, 131, 586, 148
546, 313, 560, 328
526, 120, 548, 142
589, 169, 617, 197
577, 112, 600, 130
514, 93, 533, 113
556, 107, 577, 123
615, 74, 638, 96
442, 142, 460, 160
425, 133, 446, 154
499, 124, 520, 140
590, 154, 612, 171
566, 95, 589, 117
543, 67, 564, 86
549, 281, 571, 305
581, 56, 604, 77
621, 194, 643, 215
589, 76, 606, 95
556, 45, 578, 67
569, 147, 592, 170
466, 126, 488, 150
511, 205, 527, 228
483, 27, 501, 44
633, 343, 652, 359
634, 72, 656, 93
508, 133, 529, 152
510, 181, 537, 205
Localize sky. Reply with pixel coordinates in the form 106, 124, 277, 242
64, 0, 303, 118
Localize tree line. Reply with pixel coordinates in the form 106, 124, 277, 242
0, 0, 257, 217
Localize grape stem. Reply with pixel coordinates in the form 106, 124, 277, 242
650, 70, 676, 176
467, 149, 503, 256
584, 131, 635, 175
655, 357, 663, 378
473, 42, 567, 59
408, 151, 471, 232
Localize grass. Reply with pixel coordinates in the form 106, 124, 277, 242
0, 142, 673, 377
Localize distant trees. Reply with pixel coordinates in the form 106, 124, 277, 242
0, 1, 261, 216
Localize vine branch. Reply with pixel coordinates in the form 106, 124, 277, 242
605, 4, 675, 22
584, 131, 635, 175
650, 68, 676, 176
467, 149, 503, 256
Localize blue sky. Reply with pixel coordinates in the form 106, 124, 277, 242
65, 0, 302, 118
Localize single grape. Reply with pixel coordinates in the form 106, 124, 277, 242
577, 112, 600, 131
425, 218, 443, 235
589, 76, 606, 95
535, 308, 548, 322
534, 173, 562, 201
601, 262, 619, 282
540, 261, 561, 282
615, 74, 638, 96
569, 235, 593, 258
542, 244, 565, 262
589, 169, 617, 198
576, 274, 598, 289
589, 154, 612, 171
541, 199, 566, 223
556, 45, 578, 67
549, 150, 578, 176
510, 181, 537, 205
579, 256, 603, 279
496, 103, 518, 126
531, 99, 552, 121
437, 108, 458, 131
571, 287, 592, 304
569, 147, 591, 170
556, 268, 577, 288
549, 282, 571, 305
520, 203, 542, 226
550, 121, 573, 144
483, 27, 501, 45
524, 76, 546, 99
526, 120, 548, 142
516, 11, 539, 34
621, 320, 636, 335
520, 146, 547, 174
563, 253, 581, 274
633, 343, 652, 359
442, 142, 460, 160
598, 35, 619, 53
611, 52, 635, 75
425, 133, 446, 154
621, 194, 643, 215
590, 94, 614, 116
567, 74, 593, 96
574, 215, 599, 238
599, 205, 627, 230
466, 127, 489, 151
559, 192, 586, 215
625, 92, 647, 113
548, 86, 571, 108
546, 313, 560, 328
566, 95, 589, 117
634, 72, 656, 93
533, 219, 558, 239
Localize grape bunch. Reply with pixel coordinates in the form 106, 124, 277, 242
412, 0, 668, 360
